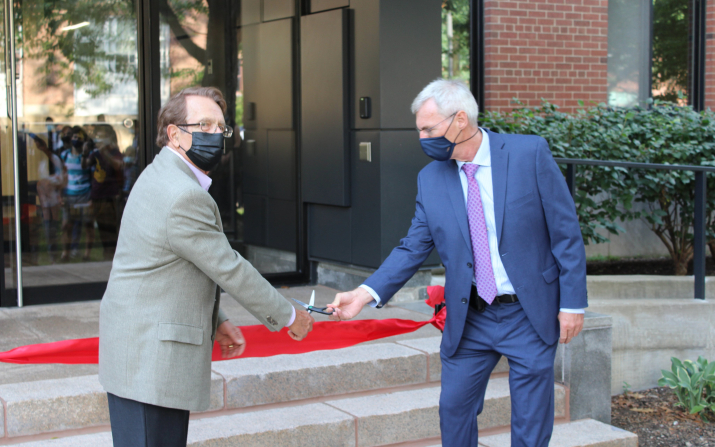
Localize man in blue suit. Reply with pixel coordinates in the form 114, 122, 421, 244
328, 79, 587, 446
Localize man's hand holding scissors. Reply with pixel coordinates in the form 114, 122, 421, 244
288, 309, 314, 341
288, 290, 318, 340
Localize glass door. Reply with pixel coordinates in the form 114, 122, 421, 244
1, 0, 141, 306
0, 0, 306, 307
157, 0, 305, 279
1, 0, 18, 306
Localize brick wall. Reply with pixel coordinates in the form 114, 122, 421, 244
704, 0, 715, 110
482, 0, 609, 114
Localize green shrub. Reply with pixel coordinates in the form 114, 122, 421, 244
480, 100, 715, 275
658, 356, 715, 420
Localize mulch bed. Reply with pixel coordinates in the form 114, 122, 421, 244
587, 257, 715, 276
611, 387, 715, 446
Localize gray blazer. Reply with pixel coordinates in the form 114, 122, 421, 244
99, 147, 293, 411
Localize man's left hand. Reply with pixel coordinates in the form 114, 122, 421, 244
216, 320, 246, 358
558, 312, 584, 344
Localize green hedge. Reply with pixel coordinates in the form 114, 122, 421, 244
479, 100, 715, 275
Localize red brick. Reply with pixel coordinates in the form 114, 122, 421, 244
483, 0, 609, 113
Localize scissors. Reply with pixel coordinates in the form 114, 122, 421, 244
290, 290, 334, 315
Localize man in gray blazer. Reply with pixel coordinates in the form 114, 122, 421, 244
99, 86, 313, 447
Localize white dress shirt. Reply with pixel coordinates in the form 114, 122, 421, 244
167, 146, 297, 325
361, 130, 583, 314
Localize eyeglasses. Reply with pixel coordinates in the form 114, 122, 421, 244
417, 113, 457, 136
177, 121, 233, 138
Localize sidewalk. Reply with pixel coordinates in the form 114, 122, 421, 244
0, 284, 439, 386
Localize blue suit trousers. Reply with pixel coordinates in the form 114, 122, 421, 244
439, 301, 558, 446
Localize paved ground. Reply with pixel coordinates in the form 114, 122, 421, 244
4, 262, 114, 288
0, 284, 439, 385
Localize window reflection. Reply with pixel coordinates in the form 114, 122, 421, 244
608, 0, 693, 107
652, 0, 691, 103
442, 0, 470, 83
160, 1, 236, 235
3, 0, 139, 289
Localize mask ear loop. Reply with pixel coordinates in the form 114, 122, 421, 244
175, 125, 191, 154
442, 114, 462, 153
447, 113, 480, 147
455, 128, 481, 147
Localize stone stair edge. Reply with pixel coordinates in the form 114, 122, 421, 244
0, 335, 443, 393
0, 337, 442, 439
3, 379, 569, 447
478, 418, 638, 447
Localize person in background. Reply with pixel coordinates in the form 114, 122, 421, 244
83, 124, 123, 261
122, 145, 138, 200
60, 126, 94, 262
56, 126, 73, 158
45, 117, 62, 154
32, 133, 63, 263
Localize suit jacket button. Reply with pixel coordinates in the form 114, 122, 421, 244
461, 298, 468, 304
267, 316, 277, 325
467, 262, 472, 268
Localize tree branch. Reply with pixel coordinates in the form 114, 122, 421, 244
157, 0, 207, 64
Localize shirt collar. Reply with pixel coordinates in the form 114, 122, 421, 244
456, 128, 490, 171
166, 146, 212, 191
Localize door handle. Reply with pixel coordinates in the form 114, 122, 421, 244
6, 84, 12, 118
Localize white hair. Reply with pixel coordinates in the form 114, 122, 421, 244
411, 79, 479, 127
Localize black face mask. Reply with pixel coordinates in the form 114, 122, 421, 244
71, 139, 84, 149
181, 131, 224, 171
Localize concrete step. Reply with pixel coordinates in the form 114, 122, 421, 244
425, 419, 637, 447
0, 372, 224, 439
0, 340, 431, 439
5, 378, 566, 446
5, 337, 514, 439
211, 341, 430, 408
479, 419, 638, 447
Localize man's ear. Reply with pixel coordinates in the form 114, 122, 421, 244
167, 125, 177, 145
456, 110, 469, 129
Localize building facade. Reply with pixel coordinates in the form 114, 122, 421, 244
0, 0, 710, 307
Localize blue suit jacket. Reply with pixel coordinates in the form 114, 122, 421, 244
364, 130, 588, 357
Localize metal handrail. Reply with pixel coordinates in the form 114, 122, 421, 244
554, 157, 709, 300
554, 157, 715, 173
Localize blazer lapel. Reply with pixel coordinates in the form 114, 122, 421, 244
444, 161, 472, 250
488, 130, 509, 245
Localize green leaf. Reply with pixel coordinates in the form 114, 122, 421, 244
691, 405, 705, 414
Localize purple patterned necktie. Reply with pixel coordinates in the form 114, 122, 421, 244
462, 164, 498, 305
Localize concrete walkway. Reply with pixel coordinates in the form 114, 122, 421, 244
0, 284, 438, 386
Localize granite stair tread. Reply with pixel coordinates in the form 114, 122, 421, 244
0, 337, 504, 439
426, 419, 638, 447
1, 378, 567, 446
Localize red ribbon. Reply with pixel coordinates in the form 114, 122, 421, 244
0, 287, 447, 365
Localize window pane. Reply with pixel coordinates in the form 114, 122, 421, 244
608, 0, 694, 107
607, 0, 652, 107
12, 0, 139, 287
652, 0, 692, 104
442, 0, 470, 84
159, 1, 212, 105
0, 0, 17, 290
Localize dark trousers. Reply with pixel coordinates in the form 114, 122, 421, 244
107, 393, 190, 447
439, 301, 558, 446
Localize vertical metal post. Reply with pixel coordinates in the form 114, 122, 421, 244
694, 171, 706, 299
6, 0, 22, 307
566, 163, 576, 201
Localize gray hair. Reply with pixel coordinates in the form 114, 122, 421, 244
411, 79, 479, 127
